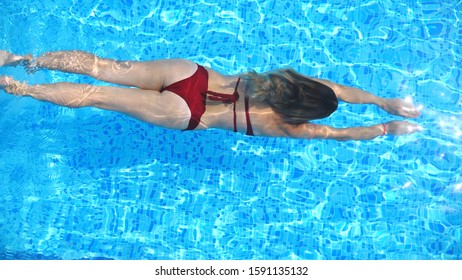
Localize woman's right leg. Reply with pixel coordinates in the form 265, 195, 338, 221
0, 76, 191, 129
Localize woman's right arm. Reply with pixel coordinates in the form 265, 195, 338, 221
286, 121, 423, 141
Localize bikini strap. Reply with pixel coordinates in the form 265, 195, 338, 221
205, 78, 241, 132
244, 94, 254, 136
206, 91, 239, 103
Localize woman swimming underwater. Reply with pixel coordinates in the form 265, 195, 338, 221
0, 50, 422, 140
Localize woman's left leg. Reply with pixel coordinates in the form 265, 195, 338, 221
32, 50, 169, 90
1, 50, 170, 90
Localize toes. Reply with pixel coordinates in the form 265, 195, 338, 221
0, 51, 26, 67
0, 76, 13, 88
0, 76, 27, 96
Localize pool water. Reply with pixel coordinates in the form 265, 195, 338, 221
0, 0, 461, 260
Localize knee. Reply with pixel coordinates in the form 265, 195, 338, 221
59, 83, 102, 108
76, 84, 103, 108
94, 58, 116, 79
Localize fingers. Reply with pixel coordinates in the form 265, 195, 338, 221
383, 98, 422, 118
385, 120, 424, 135
405, 122, 424, 133
401, 105, 421, 118
402, 97, 423, 118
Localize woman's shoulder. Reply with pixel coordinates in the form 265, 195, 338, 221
248, 105, 292, 137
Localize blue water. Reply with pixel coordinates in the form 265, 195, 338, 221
0, 0, 461, 260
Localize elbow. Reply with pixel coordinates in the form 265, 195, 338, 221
331, 84, 348, 101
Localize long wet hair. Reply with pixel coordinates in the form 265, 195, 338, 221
243, 69, 338, 124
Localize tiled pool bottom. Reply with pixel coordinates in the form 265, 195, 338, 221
0, 112, 460, 260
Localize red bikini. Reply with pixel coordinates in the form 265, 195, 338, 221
161, 64, 254, 136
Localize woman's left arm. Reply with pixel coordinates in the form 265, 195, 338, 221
312, 78, 421, 118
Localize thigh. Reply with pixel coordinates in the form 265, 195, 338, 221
96, 58, 198, 91
95, 85, 192, 130
35, 51, 199, 91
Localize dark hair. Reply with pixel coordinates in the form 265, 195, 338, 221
243, 68, 338, 124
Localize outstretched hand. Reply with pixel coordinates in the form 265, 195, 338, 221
385, 120, 423, 136
381, 98, 421, 118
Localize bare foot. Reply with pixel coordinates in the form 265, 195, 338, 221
0, 50, 32, 67
0, 76, 28, 96
0, 75, 13, 87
